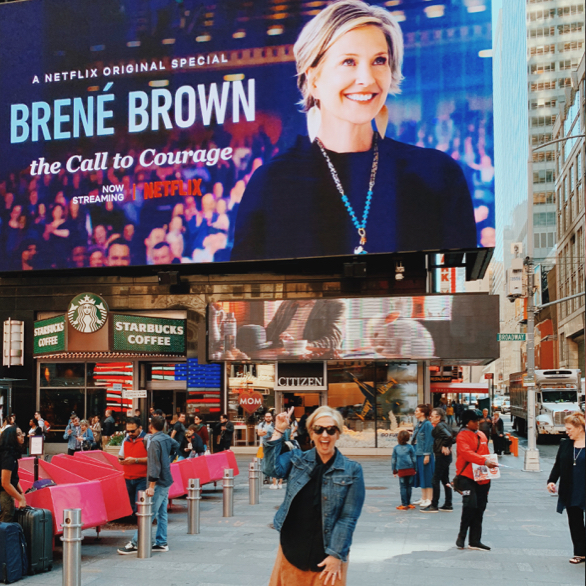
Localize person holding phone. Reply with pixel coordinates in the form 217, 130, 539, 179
263, 406, 365, 585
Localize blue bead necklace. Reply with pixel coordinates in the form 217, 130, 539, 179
315, 134, 379, 254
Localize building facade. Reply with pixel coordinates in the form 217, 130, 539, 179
553, 51, 585, 375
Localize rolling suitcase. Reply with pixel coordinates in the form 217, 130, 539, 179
15, 507, 53, 575
0, 522, 27, 583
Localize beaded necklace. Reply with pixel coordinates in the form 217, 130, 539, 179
315, 134, 379, 254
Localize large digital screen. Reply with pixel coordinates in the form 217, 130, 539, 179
0, 0, 494, 271
208, 294, 499, 363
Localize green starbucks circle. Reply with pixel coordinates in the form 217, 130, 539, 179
68, 293, 109, 333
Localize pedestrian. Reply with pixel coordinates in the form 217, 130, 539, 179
478, 409, 492, 441
411, 404, 434, 508
422, 408, 453, 513
63, 415, 81, 455
91, 416, 102, 449
446, 403, 455, 427
454, 401, 462, 425
117, 415, 179, 554
547, 411, 585, 564
118, 417, 148, 517
258, 412, 282, 490
0, 426, 26, 522
264, 406, 365, 586
170, 412, 187, 460
391, 430, 416, 510
34, 411, 46, 434
491, 411, 505, 455
27, 418, 42, 437
214, 413, 234, 452
77, 420, 94, 451
185, 425, 206, 458
192, 415, 209, 450
454, 409, 498, 551
102, 409, 116, 449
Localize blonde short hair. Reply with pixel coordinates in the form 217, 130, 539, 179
307, 406, 344, 434
565, 411, 585, 430
294, 0, 404, 111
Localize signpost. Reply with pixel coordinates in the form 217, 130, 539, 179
497, 333, 526, 342
123, 390, 148, 399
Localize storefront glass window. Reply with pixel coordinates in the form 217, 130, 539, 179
39, 363, 85, 387
328, 362, 418, 448
40, 389, 85, 430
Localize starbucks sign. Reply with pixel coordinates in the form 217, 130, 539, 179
68, 293, 109, 333
113, 315, 185, 353
34, 315, 66, 354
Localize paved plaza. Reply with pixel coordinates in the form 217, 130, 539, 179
22, 440, 585, 586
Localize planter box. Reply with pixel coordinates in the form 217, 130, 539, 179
104, 445, 121, 456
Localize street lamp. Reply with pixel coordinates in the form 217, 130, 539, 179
523, 133, 585, 473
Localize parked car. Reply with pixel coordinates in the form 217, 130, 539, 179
500, 399, 510, 414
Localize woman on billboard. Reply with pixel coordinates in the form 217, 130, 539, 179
231, 0, 476, 261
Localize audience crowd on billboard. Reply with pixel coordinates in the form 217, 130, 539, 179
0, 109, 494, 271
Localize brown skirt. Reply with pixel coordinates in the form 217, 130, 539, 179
269, 546, 348, 586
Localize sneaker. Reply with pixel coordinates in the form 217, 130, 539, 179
419, 499, 431, 508
152, 544, 169, 552
456, 536, 465, 549
396, 505, 409, 510
420, 505, 439, 513
277, 484, 283, 490
407, 505, 416, 509
468, 543, 491, 551
117, 542, 137, 555
439, 505, 453, 512
269, 484, 278, 490
412, 498, 423, 505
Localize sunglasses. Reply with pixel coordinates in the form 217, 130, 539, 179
312, 425, 339, 436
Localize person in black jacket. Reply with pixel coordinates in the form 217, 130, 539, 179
214, 414, 234, 452
0, 426, 26, 522
547, 411, 585, 564
422, 408, 453, 513
490, 412, 506, 455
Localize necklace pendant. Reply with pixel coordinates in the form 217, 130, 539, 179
354, 245, 367, 255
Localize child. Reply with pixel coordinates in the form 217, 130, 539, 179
392, 430, 417, 510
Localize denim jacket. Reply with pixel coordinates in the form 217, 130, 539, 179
263, 438, 365, 562
391, 444, 416, 472
411, 419, 434, 456
63, 422, 81, 451
147, 431, 179, 488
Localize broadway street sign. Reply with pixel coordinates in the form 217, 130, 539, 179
497, 333, 526, 342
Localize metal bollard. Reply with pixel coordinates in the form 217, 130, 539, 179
254, 457, 263, 494
136, 490, 153, 559
61, 509, 83, 586
223, 468, 234, 517
187, 478, 201, 534
249, 462, 259, 505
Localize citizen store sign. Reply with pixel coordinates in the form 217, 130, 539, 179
275, 362, 327, 391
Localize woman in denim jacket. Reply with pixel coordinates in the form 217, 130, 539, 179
264, 406, 365, 586
411, 404, 435, 508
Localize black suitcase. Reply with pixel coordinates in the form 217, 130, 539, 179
0, 522, 27, 583
15, 507, 53, 575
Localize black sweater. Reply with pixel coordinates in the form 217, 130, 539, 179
231, 135, 477, 261
548, 439, 578, 508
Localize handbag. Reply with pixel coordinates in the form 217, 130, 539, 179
397, 468, 416, 477
452, 433, 480, 494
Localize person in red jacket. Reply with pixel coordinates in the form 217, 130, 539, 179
454, 410, 498, 551
118, 417, 148, 517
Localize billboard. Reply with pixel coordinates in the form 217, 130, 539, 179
208, 294, 499, 363
0, 0, 494, 271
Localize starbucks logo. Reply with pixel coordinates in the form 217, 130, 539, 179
68, 293, 108, 333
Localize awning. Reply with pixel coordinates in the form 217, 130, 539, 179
431, 382, 489, 394
34, 352, 184, 360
